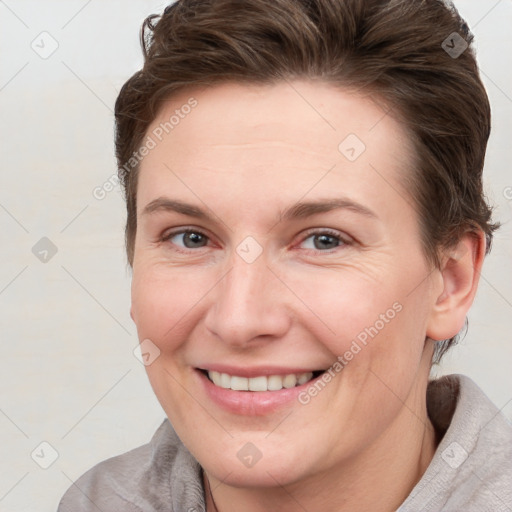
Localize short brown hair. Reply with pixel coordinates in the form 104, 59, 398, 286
114, 0, 499, 363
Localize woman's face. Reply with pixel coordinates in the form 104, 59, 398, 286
131, 80, 443, 487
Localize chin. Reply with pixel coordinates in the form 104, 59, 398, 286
198, 438, 317, 489
211, 461, 305, 488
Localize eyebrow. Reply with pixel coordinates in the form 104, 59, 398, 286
141, 197, 378, 222
281, 198, 377, 221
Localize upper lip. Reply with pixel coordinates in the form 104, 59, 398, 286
197, 365, 326, 378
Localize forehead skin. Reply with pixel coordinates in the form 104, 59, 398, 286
135, 80, 417, 242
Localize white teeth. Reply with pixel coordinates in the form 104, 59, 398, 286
248, 376, 267, 392
219, 372, 231, 389
297, 373, 311, 385
282, 374, 297, 388
209, 370, 221, 386
206, 371, 314, 392
268, 375, 284, 391
231, 376, 249, 391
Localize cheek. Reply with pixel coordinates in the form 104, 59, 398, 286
131, 248, 431, 366
130, 267, 203, 422
130, 264, 212, 348
298, 263, 430, 386
283, 265, 405, 351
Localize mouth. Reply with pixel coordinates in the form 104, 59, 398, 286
199, 369, 325, 392
196, 366, 332, 415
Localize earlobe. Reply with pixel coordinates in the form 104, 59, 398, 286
426, 231, 486, 341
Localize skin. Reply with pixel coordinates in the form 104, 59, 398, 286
130, 80, 485, 512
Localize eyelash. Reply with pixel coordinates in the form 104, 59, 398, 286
160, 227, 352, 255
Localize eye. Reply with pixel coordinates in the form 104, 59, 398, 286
298, 229, 351, 252
160, 227, 351, 254
161, 228, 210, 251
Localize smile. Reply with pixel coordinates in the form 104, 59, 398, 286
196, 367, 329, 415
201, 369, 325, 392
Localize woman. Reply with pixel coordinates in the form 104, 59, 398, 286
58, 0, 512, 510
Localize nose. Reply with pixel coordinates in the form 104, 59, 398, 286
203, 247, 291, 348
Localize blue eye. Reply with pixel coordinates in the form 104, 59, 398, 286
299, 230, 348, 252
161, 228, 350, 254
163, 229, 209, 250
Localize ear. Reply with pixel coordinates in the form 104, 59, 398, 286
426, 231, 486, 341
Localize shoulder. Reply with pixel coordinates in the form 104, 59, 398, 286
449, 374, 512, 510
400, 374, 512, 512
57, 418, 204, 512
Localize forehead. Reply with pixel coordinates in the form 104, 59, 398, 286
147, 80, 409, 148
137, 80, 415, 218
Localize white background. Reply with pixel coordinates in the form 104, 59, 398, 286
0, 1, 511, 510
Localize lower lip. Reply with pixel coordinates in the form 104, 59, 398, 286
196, 369, 321, 416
